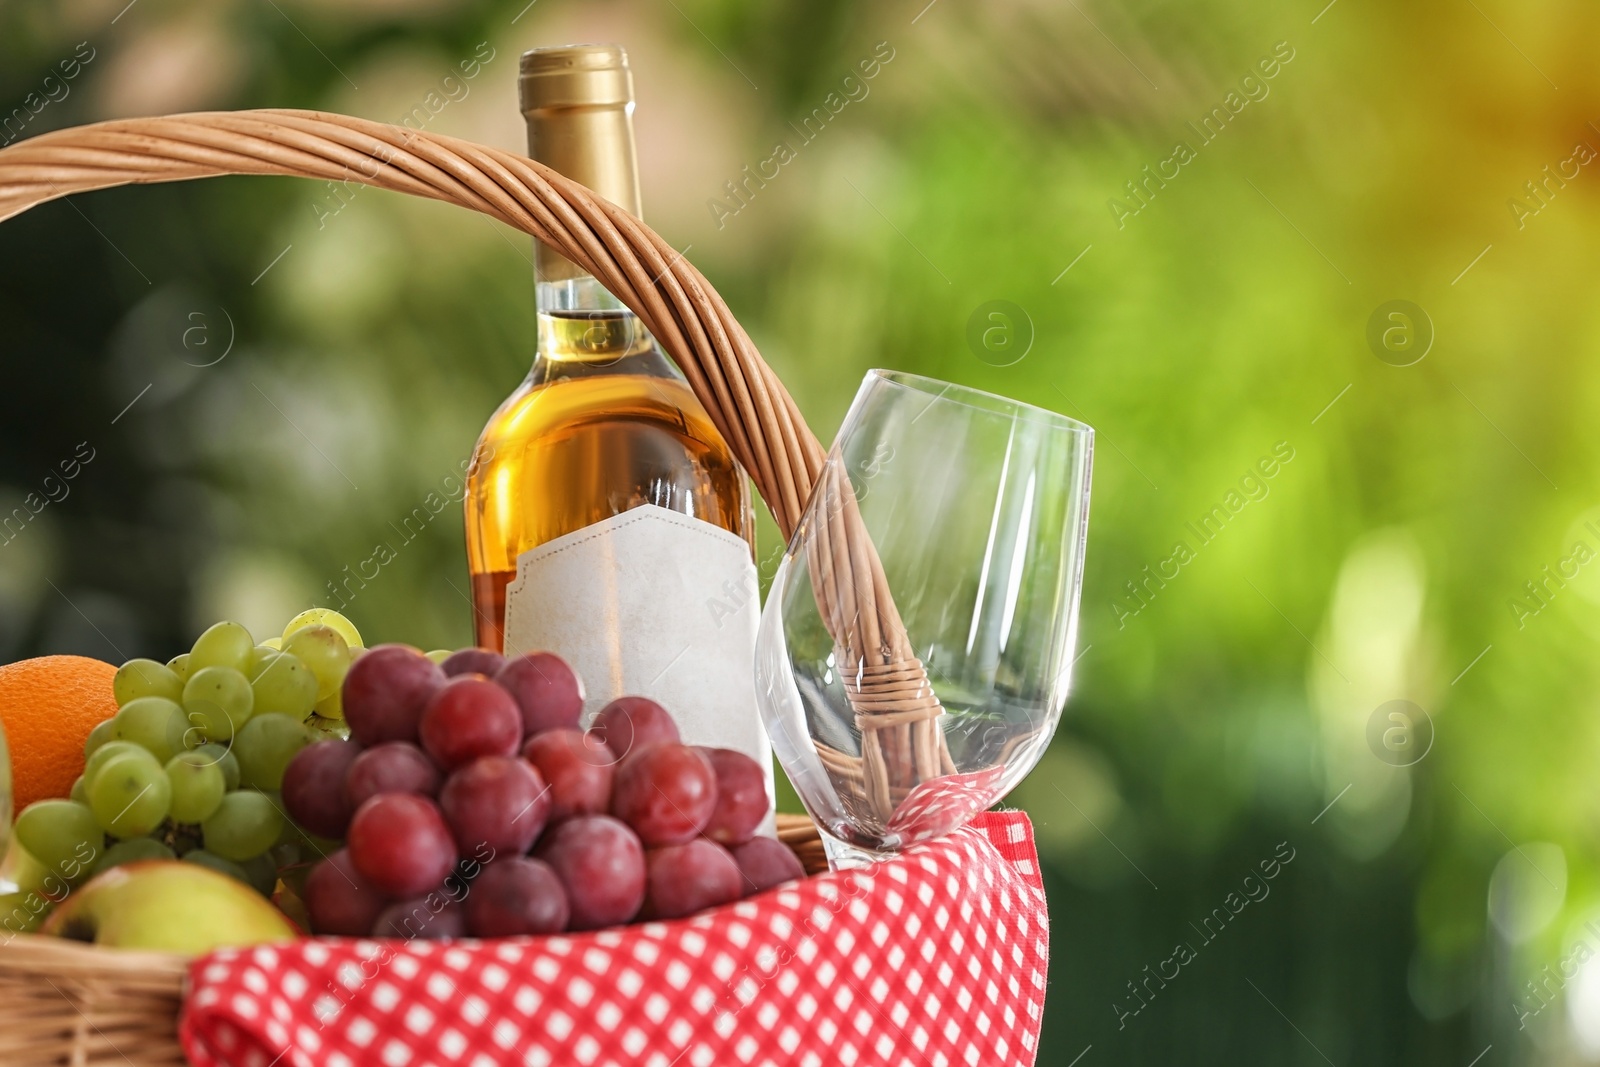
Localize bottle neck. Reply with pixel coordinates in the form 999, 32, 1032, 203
532, 269, 674, 377
521, 46, 658, 377
537, 274, 625, 315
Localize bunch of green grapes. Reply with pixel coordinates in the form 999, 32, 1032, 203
12, 610, 363, 896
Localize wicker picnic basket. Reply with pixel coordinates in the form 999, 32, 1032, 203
0, 110, 963, 1065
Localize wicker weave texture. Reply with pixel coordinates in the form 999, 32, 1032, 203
0, 936, 189, 1066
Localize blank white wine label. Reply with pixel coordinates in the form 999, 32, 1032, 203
503, 504, 773, 822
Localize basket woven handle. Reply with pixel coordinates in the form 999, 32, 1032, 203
0, 109, 825, 535
0, 109, 947, 831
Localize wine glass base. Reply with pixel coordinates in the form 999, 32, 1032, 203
821, 830, 894, 871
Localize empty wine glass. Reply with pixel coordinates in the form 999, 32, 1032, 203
757, 370, 1093, 866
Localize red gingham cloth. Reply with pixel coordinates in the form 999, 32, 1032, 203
181, 812, 1048, 1067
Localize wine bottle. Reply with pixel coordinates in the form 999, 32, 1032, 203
464, 45, 768, 777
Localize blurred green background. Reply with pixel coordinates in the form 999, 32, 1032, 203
4, 0, 1600, 1062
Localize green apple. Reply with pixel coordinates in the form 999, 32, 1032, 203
40, 860, 297, 956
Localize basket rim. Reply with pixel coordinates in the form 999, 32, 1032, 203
0, 931, 192, 975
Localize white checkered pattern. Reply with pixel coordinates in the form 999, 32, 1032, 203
182, 813, 1048, 1067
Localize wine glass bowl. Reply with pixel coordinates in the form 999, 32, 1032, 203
757, 370, 1093, 863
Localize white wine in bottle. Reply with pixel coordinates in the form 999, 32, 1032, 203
464, 45, 768, 784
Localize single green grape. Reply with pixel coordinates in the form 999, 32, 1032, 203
249, 651, 318, 718
424, 649, 451, 665
241, 852, 278, 896
83, 719, 116, 759
167, 653, 193, 684
84, 740, 157, 788
189, 621, 255, 673
260, 636, 283, 652
283, 608, 363, 649
14, 800, 103, 884
201, 791, 284, 862
234, 715, 310, 791
313, 685, 343, 721
110, 697, 188, 763
69, 776, 87, 804
183, 849, 251, 885
94, 837, 175, 873
182, 665, 254, 742
191, 742, 241, 791
282, 625, 351, 702
87, 752, 172, 837
165, 752, 227, 823
112, 658, 185, 706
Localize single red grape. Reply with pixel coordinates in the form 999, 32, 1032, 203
283, 739, 362, 839
536, 815, 645, 930
732, 836, 806, 896
373, 898, 465, 940
522, 729, 615, 822
419, 677, 522, 770
463, 857, 569, 937
343, 645, 446, 746
305, 849, 389, 936
591, 696, 678, 759
698, 747, 768, 845
611, 743, 715, 846
645, 839, 742, 920
495, 653, 584, 737
347, 793, 458, 898
439, 755, 550, 857
345, 741, 442, 809
442, 648, 506, 679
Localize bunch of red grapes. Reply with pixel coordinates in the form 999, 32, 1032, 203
282, 646, 804, 939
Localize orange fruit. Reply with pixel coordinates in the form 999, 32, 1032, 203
0, 655, 119, 813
